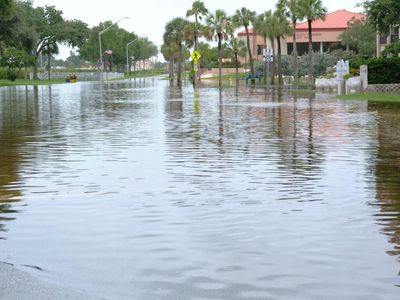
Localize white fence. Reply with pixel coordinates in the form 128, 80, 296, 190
30, 72, 125, 81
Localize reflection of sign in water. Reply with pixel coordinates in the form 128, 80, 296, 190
191, 51, 202, 62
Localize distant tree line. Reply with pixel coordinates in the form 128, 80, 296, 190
0, 0, 158, 81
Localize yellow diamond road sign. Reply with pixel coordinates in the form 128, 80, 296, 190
191, 51, 201, 62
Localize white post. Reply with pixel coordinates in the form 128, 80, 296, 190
376, 31, 380, 58
360, 65, 368, 91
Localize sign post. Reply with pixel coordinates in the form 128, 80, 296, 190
263, 48, 274, 85
191, 51, 202, 89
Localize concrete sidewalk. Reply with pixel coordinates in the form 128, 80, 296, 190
0, 263, 104, 300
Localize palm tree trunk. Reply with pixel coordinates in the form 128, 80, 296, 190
245, 26, 255, 84
263, 35, 267, 85
195, 14, 201, 86
218, 37, 222, 88
235, 52, 239, 85
177, 43, 182, 87
277, 36, 283, 85
292, 21, 298, 83
271, 38, 276, 85
168, 59, 173, 79
171, 58, 175, 78
307, 19, 313, 84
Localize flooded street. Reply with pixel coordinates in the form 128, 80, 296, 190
0, 78, 399, 299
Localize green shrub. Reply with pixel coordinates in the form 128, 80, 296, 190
350, 57, 400, 84
343, 73, 353, 80
6, 70, 18, 81
0, 68, 25, 80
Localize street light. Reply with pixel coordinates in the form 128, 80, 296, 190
98, 17, 129, 81
126, 37, 140, 77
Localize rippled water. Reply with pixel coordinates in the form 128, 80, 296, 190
0, 79, 399, 299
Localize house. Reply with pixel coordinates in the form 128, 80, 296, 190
237, 10, 365, 64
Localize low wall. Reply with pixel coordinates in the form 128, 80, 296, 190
30, 72, 125, 81
366, 84, 400, 93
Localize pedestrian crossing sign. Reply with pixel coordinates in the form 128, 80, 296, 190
191, 51, 202, 62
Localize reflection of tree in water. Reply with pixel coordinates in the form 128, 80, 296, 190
371, 103, 400, 260
269, 91, 325, 179
0, 86, 42, 238
163, 87, 328, 205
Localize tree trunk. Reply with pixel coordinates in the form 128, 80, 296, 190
218, 37, 222, 89
307, 19, 313, 84
245, 26, 255, 84
47, 49, 51, 80
171, 58, 175, 79
263, 35, 267, 85
277, 36, 283, 85
168, 59, 173, 79
195, 14, 201, 87
235, 52, 239, 85
177, 43, 182, 87
271, 38, 276, 85
33, 55, 39, 80
292, 21, 298, 83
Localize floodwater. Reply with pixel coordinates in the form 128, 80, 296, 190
0, 78, 399, 300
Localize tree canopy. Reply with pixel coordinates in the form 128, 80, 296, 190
340, 18, 376, 57
363, 0, 400, 33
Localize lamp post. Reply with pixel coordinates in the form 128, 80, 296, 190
126, 37, 140, 77
99, 17, 129, 81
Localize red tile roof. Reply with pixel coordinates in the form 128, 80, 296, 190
237, 10, 365, 36
238, 28, 255, 37
295, 10, 365, 30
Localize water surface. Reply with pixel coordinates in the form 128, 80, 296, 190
0, 79, 399, 299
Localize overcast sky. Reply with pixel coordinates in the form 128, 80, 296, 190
33, 0, 363, 59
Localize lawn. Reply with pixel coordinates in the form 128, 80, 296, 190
0, 79, 66, 87
335, 93, 400, 102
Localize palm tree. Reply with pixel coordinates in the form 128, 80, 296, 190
226, 37, 247, 83
232, 8, 256, 84
298, 0, 327, 84
186, 1, 208, 87
261, 10, 277, 85
274, 10, 292, 85
277, 0, 301, 83
205, 10, 232, 88
161, 41, 179, 80
164, 17, 191, 86
254, 13, 268, 84
186, 1, 208, 52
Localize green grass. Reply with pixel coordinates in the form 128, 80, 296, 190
126, 70, 167, 79
0, 79, 66, 87
335, 93, 400, 102
203, 73, 245, 80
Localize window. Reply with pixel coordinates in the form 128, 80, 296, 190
380, 34, 388, 45
257, 45, 264, 55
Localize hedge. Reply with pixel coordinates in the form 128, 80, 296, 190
350, 57, 400, 84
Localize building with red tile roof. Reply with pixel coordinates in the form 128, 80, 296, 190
237, 10, 366, 64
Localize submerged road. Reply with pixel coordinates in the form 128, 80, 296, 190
0, 262, 103, 300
